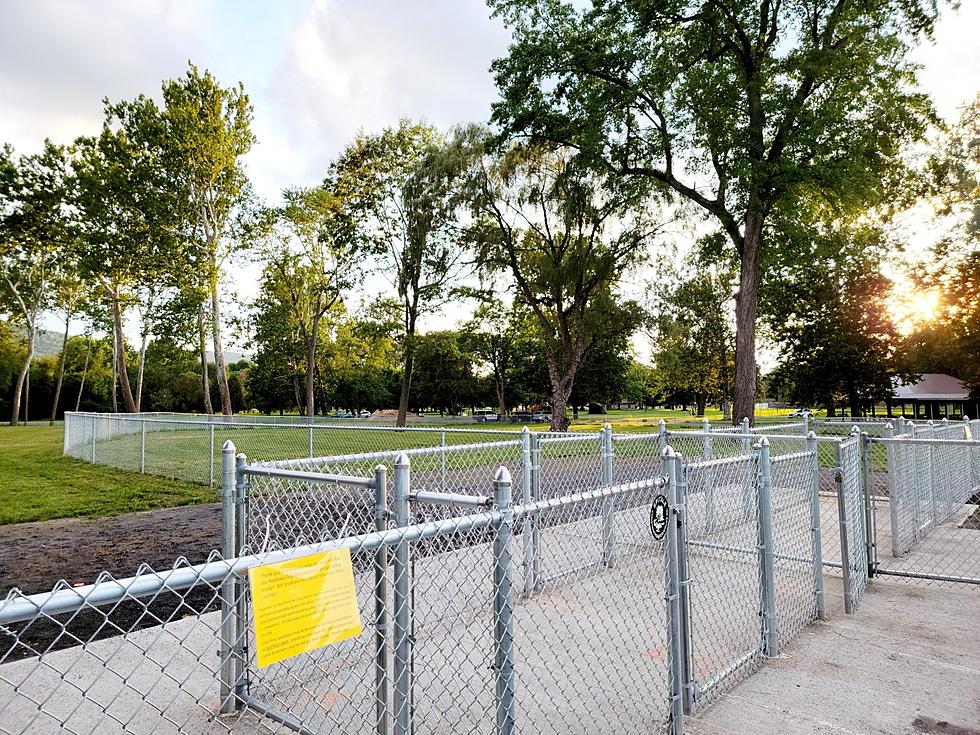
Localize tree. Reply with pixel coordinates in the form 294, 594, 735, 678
489, 0, 939, 423
259, 183, 361, 419
569, 331, 633, 414
161, 63, 255, 416
764, 228, 904, 416
461, 298, 521, 417
48, 270, 87, 423
335, 121, 472, 426
470, 144, 652, 430
920, 95, 980, 395
652, 267, 735, 417
411, 331, 479, 415
0, 142, 70, 425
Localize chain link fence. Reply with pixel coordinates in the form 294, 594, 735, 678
15, 412, 974, 734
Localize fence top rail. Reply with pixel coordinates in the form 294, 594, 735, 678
870, 437, 979, 447
64, 411, 529, 436
537, 432, 603, 444
663, 430, 819, 443
0, 468, 667, 625
262, 438, 525, 470
769, 449, 816, 464
686, 453, 758, 471
241, 465, 376, 488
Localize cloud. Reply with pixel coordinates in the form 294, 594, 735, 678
257, 0, 511, 191
0, 0, 210, 150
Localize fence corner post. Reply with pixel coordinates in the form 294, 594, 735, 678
663, 445, 690, 725
601, 423, 616, 568
373, 463, 389, 735
884, 422, 901, 558
860, 430, 875, 579
834, 438, 855, 614
492, 466, 516, 735
756, 437, 779, 655
806, 431, 825, 620
393, 452, 413, 735
520, 427, 536, 594
658, 419, 668, 452
219, 440, 239, 715
740, 417, 750, 454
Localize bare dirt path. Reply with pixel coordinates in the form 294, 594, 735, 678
0, 504, 222, 596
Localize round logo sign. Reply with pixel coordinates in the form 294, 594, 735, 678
649, 494, 669, 540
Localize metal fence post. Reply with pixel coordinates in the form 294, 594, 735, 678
806, 431, 825, 619
702, 418, 715, 532
927, 420, 938, 525
802, 414, 810, 436
756, 438, 779, 655
663, 446, 687, 733
209, 422, 216, 486
440, 430, 447, 491
308, 423, 314, 459
373, 464, 389, 735
393, 453, 413, 735
219, 441, 239, 715
520, 427, 535, 594
530, 432, 542, 590
834, 439, 855, 614
233, 452, 247, 706
492, 466, 516, 735
740, 417, 750, 454
600, 423, 616, 568
140, 419, 146, 474
884, 423, 901, 557
658, 419, 667, 453
91, 413, 97, 463
860, 431, 876, 578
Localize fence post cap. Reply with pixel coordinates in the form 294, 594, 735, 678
604, 422, 612, 431
757, 436, 770, 447
494, 465, 512, 484
222, 439, 235, 452
850, 425, 860, 435
963, 415, 970, 422
661, 444, 676, 458
658, 419, 666, 431
395, 451, 411, 468
884, 422, 893, 430
806, 430, 817, 439
521, 425, 529, 435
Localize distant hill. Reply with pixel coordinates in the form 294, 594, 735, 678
4, 322, 249, 363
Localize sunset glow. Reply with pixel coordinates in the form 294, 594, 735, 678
890, 287, 942, 334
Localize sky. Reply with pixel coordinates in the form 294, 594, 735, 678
1, 0, 978, 353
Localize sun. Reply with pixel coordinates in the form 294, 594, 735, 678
890, 287, 941, 335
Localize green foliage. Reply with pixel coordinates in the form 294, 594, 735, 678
653, 267, 735, 415
489, 0, 940, 421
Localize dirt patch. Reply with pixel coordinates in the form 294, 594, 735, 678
0, 504, 222, 661
913, 716, 980, 735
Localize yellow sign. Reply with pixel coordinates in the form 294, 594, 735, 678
248, 548, 362, 668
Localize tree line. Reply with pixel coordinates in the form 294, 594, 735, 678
2, 1, 977, 429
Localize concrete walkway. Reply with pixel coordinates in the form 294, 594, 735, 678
688, 577, 980, 735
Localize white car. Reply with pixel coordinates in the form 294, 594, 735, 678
473, 409, 498, 423
359, 410, 371, 419
787, 409, 813, 418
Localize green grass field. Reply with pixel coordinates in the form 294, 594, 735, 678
0, 425, 215, 525
4, 410, 815, 527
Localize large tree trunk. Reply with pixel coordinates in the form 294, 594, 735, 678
49, 314, 72, 424
75, 336, 91, 412
549, 379, 573, 432
732, 218, 762, 426
397, 343, 415, 428
197, 303, 213, 415
210, 282, 233, 416
305, 313, 321, 422
135, 329, 149, 412
9, 321, 35, 426
110, 321, 119, 413
695, 393, 707, 417
111, 293, 138, 413
495, 371, 507, 418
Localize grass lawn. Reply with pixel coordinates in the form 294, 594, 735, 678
0, 425, 215, 525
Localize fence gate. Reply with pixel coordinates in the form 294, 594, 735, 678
868, 434, 980, 587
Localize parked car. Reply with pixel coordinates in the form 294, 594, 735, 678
333, 410, 352, 418
473, 409, 498, 423
359, 410, 371, 419
787, 409, 813, 418
531, 411, 551, 422
511, 412, 533, 423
